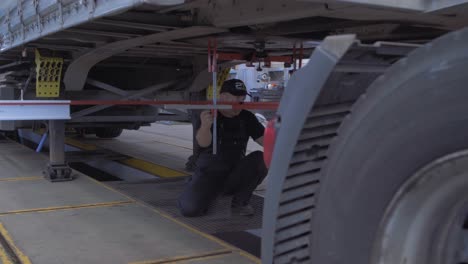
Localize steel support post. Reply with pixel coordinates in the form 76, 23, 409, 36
45, 120, 72, 181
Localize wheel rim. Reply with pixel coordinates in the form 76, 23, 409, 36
372, 150, 468, 264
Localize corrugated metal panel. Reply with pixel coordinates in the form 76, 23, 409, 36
0, 0, 184, 52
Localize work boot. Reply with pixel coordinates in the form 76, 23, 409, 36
185, 161, 195, 172
231, 203, 255, 216
185, 155, 197, 172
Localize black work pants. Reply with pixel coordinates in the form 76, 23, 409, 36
178, 151, 268, 217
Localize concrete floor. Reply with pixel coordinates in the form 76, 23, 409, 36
0, 137, 260, 264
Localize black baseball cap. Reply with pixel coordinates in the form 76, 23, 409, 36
220, 79, 249, 96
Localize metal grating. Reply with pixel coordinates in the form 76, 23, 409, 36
109, 178, 264, 234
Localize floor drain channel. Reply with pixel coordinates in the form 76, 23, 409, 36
69, 162, 122, 182
0, 232, 21, 264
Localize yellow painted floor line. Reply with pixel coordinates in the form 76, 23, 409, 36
120, 158, 188, 178
63, 134, 187, 178
88, 178, 238, 252
173, 251, 259, 264
238, 250, 261, 264
0, 200, 135, 216
141, 196, 261, 263
0, 223, 31, 264
129, 249, 232, 264
64, 137, 98, 151
0, 241, 13, 264
0, 176, 42, 182
8, 133, 258, 262
89, 178, 261, 263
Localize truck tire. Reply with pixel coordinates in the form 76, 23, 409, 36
95, 128, 123, 139
266, 29, 468, 264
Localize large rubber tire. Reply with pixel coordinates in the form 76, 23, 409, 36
95, 127, 123, 139
308, 29, 468, 263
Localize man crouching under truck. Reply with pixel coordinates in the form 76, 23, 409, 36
178, 79, 268, 217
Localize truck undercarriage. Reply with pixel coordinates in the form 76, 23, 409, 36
1, 0, 468, 263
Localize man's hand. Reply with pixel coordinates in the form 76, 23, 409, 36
196, 110, 214, 147
200, 110, 214, 129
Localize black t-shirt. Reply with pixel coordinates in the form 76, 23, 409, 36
197, 110, 264, 161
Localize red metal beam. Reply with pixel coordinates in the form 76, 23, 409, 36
267, 56, 293, 63
217, 52, 292, 64
217, 53, 245, 61
0, 100, 279, 110
299, 42, 304, 68
0, 102, 69, 106
70, 100, 279, 110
